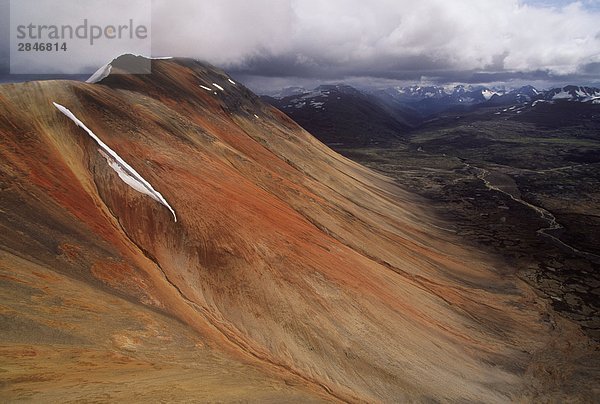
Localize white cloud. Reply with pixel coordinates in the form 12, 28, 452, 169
6, 0, 597, 82
150, 0, 600, 78
152, 0, 296, 64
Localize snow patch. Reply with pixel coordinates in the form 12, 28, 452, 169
552, 90, 571, 100
85, 54, 173, 83
228, 79, 236, 85
212, 83, 224, 91
200, 85, 213, 92
86, 63, 112, 83
98, 149, 154, 197
583, 95, 600, 103
53, 102, 177, 222
481, 89, 498, 101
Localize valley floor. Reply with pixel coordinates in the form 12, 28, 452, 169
339, 116, 600, 340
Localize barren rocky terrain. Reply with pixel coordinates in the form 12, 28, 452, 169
1, 56, 598, 402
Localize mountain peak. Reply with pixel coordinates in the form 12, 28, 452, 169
4, 53, 562, 403
86, 53, 174, 83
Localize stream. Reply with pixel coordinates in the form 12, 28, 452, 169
462, 161, 600, 261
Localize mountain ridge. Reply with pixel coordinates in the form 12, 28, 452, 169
262, 82, 600, 146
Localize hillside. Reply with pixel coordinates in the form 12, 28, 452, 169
0, 55, 597, 402
262, 85, 413, 147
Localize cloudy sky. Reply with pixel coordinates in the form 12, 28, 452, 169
2, 0, 600, 91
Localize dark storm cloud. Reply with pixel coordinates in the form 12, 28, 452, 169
580, 62, 600, 75
228, 52, 450, 80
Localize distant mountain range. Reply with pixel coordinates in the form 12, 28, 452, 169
262, 84, 600, 147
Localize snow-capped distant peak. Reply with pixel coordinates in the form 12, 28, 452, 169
53, 102, 177, 222
546, 86, 600, 102
552, 90, 572, 100
481, 89, 499, 101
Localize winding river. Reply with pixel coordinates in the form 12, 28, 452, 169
462, 161, 600, 261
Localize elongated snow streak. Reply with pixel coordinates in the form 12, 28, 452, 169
200, 85, 213, 91
212, 83, 224, 91
53, 102, 177, 222
228, 78, 236, 85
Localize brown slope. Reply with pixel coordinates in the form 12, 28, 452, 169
0, 55, 597, 402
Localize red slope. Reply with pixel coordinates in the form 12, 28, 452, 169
0, 55, 597, 402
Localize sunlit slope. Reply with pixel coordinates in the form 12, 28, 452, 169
0, 55, 596, 402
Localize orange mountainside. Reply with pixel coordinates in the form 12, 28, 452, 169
0, 55, 597, 402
